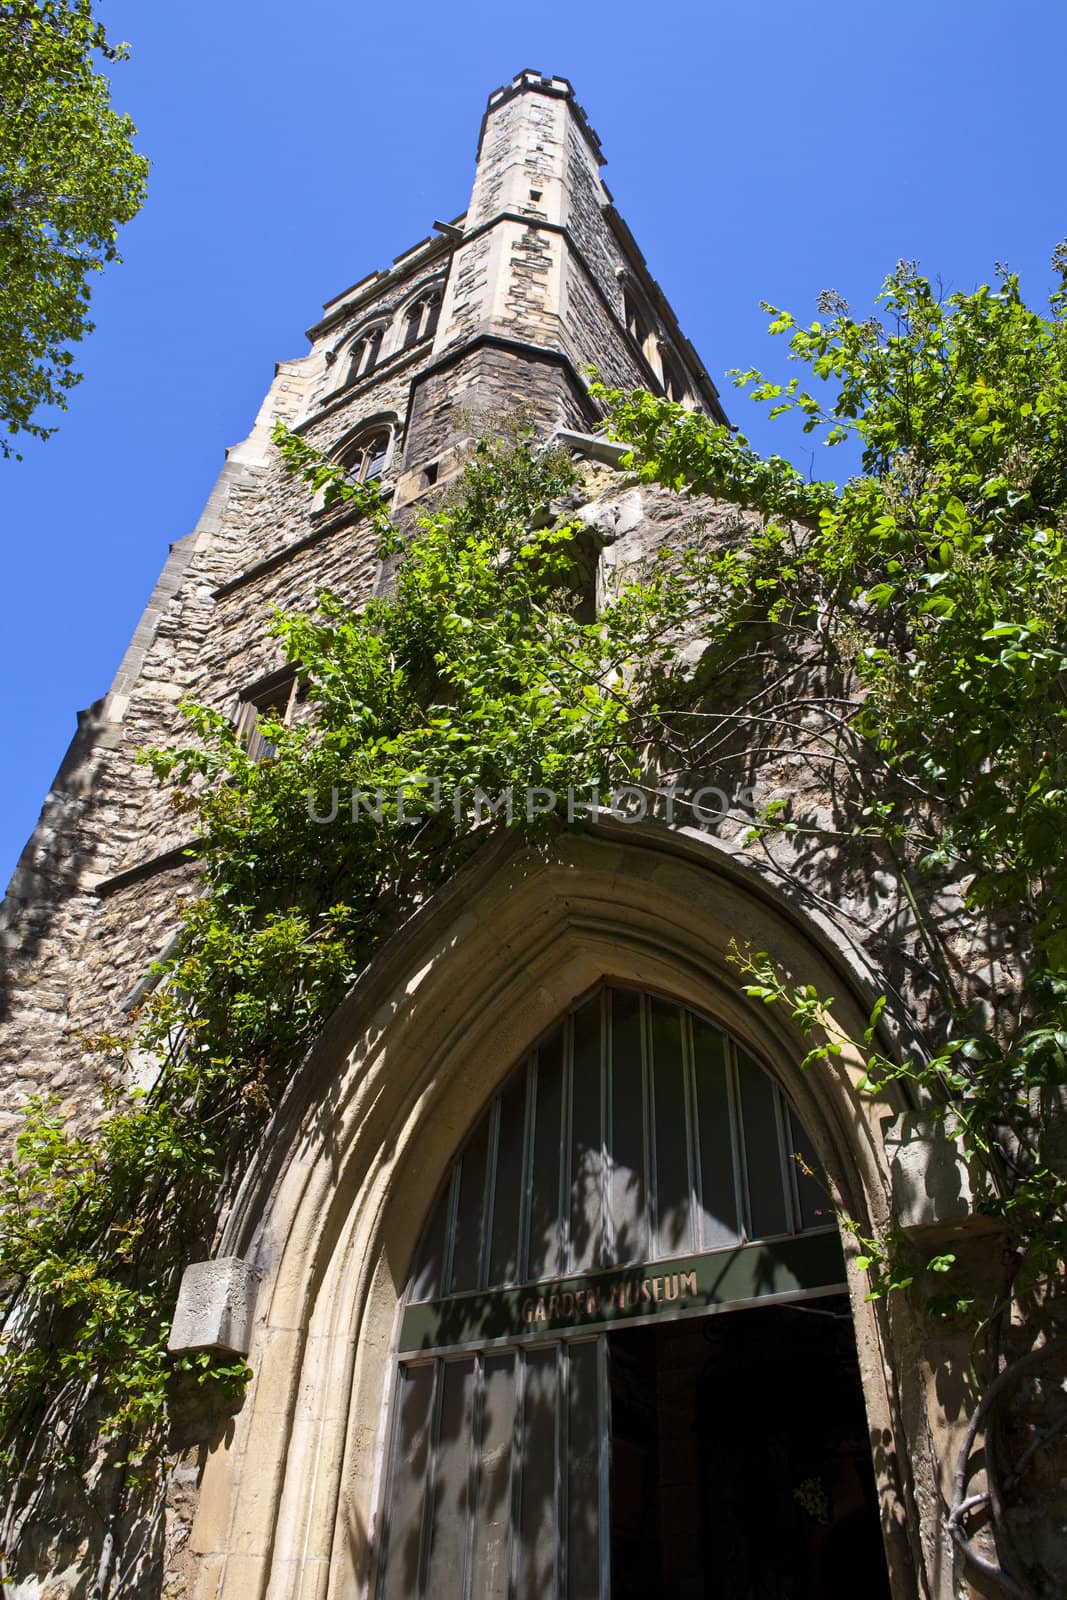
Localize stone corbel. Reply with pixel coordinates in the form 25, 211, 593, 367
884, 1113, 1004, 1239
167, 1256, 260, 1358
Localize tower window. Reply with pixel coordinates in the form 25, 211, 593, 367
363, 435, 387, 481
345, 323, 387, 386
659, 347, 690, 404
623, 289, 651, 352
399, 288, 443, 350
347, 430, 390, 483
401, 302, 422, 350
234, 669, 298, 762
422, 291, 442, 340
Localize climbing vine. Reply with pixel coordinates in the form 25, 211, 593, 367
0, 421, 693, 1582
1, 254, 1066, 1595
592, 254, 1067, 1596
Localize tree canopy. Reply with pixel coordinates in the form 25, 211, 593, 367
0, 0, 147, 456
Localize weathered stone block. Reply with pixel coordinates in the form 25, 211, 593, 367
168, 1257, 260, 1357
884, 1113, 1002, 1237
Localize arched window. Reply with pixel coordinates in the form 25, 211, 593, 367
399, 288, 444, 351
623, 288, 651, 354
362, 432, 389, 481
422, 290, 442, 341
342, 429, 391, 484
659, 345, 690, 404
370, 986, 888, 1600
345, 323, 387, 387
401, 302, 423, 351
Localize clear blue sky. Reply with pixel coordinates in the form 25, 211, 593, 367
1, 0, 1064, 891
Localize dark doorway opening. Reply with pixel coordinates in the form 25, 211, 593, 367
609, 1297, 891, 1599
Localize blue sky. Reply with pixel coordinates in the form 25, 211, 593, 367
1, 0, 1063, 890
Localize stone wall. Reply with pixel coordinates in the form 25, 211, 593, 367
563, 118, 623, 308
0, 67, 715, 1140
562, 249, 648, 392
0, 439, 366, 1134
0, 71, 815, 1600
0, 208, 478, 1136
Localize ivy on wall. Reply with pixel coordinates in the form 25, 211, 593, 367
592, 256, 1067, 1597
0, 422, 683, 1585
1, 256, 1066, 1595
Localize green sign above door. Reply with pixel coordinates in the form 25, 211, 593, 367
399, 1227, 845, 1354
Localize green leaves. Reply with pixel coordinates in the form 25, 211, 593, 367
270, 422, 395, 540
616, 262, 1067, 1348
0, 420, 677, 1482
611, 264, 1067, 982
588, 379, 835, 522
0, 1, 147, 454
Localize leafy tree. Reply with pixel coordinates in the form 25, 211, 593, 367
0, 0, 147, 456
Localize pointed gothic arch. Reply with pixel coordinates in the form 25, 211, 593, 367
184, 824, 924, 1600
328, 413, 399, 488
372, 983, 872, 1597
396, 279, 445, 351
340, 320, 389, 389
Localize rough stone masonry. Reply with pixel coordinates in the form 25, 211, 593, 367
1, 69, 1062, 1600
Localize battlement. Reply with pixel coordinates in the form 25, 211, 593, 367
479, 68, 606, 167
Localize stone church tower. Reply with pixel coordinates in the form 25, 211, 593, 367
0, 71, 723, 1129
1, 72, 1055, 1600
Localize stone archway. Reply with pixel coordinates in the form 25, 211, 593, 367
182, 822, 928, 1600
373, 981, 886, 1598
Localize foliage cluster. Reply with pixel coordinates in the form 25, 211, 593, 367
594, 261, 1067, 1306
594, 256, 1067, 1594
0, 422, 685, 1568
1, 256, 1066, 1593
0, 0, 147, 454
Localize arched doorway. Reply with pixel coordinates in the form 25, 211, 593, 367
190, 827, 927, 1600
372, 984, 890, 1598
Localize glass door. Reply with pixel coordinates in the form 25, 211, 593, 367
607, 1299, 892, 1599
377, 1338, 608, 1600
372, 986, 875, 1599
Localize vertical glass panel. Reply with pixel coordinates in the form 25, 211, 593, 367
569, 996, 603, 1274
649, 999, 691, 1259
786, 1108, 830, 1232
528, 1028, 565, 1281
517, 1349, 558, 1599
346, 345, 365, 387
449, 1111, 491, 1294
380, 1362, 435, 1600
610, 989, 647, 1266
488, 1065, 528, 1285
365, 327, 384, 373
470, 1353, 516, 1600
692, 1020, 740, 1251
364, 435, 388, 480
566, 1341, 601, 1600
737, 1054, 789, 1240
408, 1174, 450, 1304
424, 1358, 475, 1600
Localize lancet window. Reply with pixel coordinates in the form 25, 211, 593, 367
345, 322, 387, 386
401, 288, 444, 350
